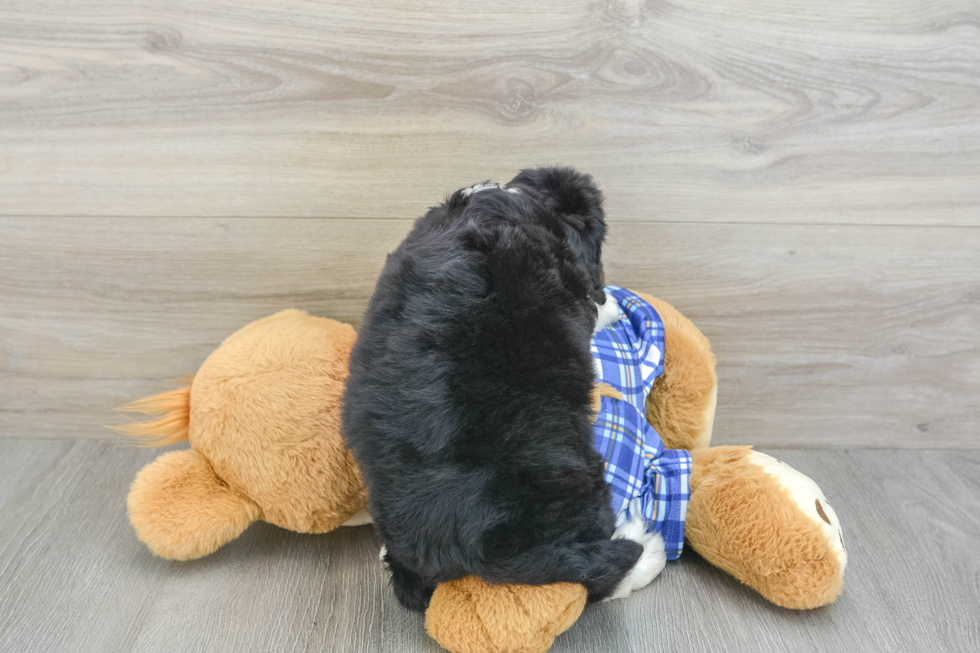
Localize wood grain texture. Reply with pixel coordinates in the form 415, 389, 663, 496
1, 0, 978, 222
0, 216, 413, 440
0, 439, 977, 652
608, 222, 980, 449
2, 217, 978, 447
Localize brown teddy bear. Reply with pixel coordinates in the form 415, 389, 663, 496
119, 291, 845, 653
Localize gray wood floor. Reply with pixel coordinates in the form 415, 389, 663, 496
1, 439, 977, 653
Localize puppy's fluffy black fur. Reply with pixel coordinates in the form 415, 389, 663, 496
343, 167, 640, 611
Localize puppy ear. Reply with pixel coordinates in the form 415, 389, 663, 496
507, 166, 605, 225
508, 166, 607, 297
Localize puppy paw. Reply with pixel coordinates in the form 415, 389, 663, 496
594, 291, 621, 333
382, 548, 436, 612
605, 501, 666, 600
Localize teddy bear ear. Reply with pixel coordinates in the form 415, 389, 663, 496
128, 449, 262, 561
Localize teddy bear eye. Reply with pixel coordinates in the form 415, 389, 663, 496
815, 499, 832, 525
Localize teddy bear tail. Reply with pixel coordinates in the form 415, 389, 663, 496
110, 377, 193, 447
128, 449, 262, 561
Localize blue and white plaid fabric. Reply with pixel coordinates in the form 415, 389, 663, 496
591, 286, 691, 560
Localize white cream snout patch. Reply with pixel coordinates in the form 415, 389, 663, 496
748, 451, 847, 573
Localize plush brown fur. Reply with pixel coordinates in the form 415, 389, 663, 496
635, 292, 717, 452
591, 382, 623, 414
686, 446, 843, 609
425, 576, 586, 653
124, 310, 366, 559
128, 449, 262, 560
188, 310, 365, 534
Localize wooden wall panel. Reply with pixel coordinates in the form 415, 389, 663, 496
1, 0, 978, 223
607, 223, 980, 449
2, 217, 977, 447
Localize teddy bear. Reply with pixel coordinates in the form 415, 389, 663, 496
119, 289, 846, 653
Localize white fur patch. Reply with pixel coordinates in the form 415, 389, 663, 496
594, 291, 622, 334
341, 507, 373, 527
604, 499, 667, 600
461, 182, 521, 197
378, 544, 390, 574
461, 182, 500, 196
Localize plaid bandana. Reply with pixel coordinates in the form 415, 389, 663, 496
591, 287, 691, 560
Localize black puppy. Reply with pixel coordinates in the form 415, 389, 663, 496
343, 167, 661, 611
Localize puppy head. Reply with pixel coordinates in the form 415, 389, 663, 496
507, 167, 607, 302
